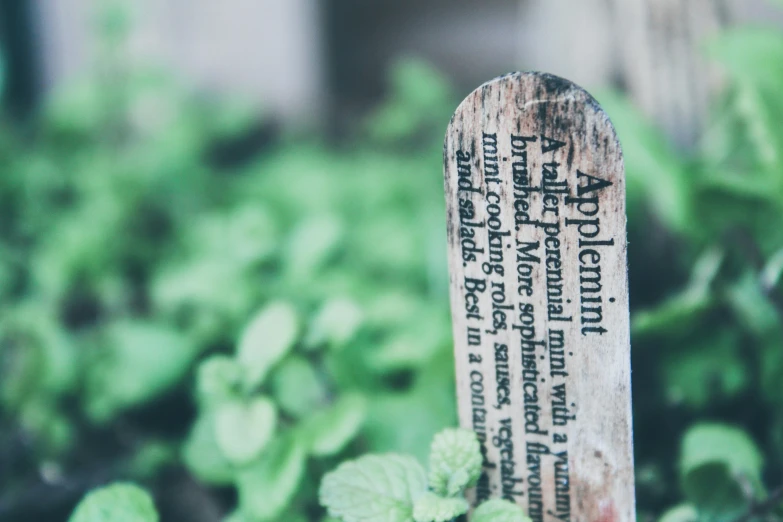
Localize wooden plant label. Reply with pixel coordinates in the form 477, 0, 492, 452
444, 72, 635, 522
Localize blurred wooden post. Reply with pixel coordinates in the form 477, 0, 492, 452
517, 0, 755, 147
610, 0, 732, 146
444, 72, 635, 522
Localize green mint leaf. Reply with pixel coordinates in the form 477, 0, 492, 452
428, 428, 482, 496
85, 322, 196, 423
237, 302, 299, 389
196, 356, 243, 406
305, 297, 364, 349
272, 356, 327, 418
680, 423, 763, 482
215, 396, 277, 465
680, 423, 764, 517
367, 313, 449, 372
472, 498, 531, 522
412, 492, 467, 522
202, 205, 278, 266
182, 412, 235, 485
300, 393, 367, 457
284, 215, 343, 279
236, 435, 306, 521
658, 504, 698, 522
69, 483, 158, 522
319, 454, 427, 522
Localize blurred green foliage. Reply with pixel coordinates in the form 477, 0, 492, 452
0, 2, 783, 521
601, 19, 783, 522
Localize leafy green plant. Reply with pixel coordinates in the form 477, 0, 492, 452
679, 423, 764, 520
69, 483, 158, 522
599, 16, 783, 521
0, 7, 454, 514
2, 1, 783, 521
319, 428, 530, 522
182, 301, 368, 521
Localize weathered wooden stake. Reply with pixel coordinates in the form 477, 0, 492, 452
444, 72, 635, 522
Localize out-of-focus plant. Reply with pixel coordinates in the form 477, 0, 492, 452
599, 15, 783, 522
1, 0, 783, 521
182, 301, 368, 521
68, 483, 158, 522
0, 2, 456, 520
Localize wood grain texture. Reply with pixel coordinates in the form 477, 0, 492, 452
444, 72, 635, 522
610, 0, 731, 147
